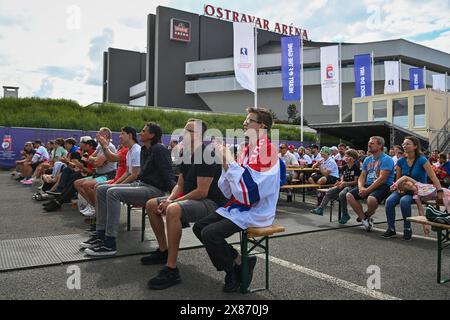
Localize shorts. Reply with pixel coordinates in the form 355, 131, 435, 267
348, 184, 390, 204
156, 196, 219, 224
310, 173, 339, 185
31, 161, 46, 172
84, 175, 109, 183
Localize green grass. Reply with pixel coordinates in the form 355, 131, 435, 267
0, 97, 316, 142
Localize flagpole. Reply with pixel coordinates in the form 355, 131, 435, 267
371, 51, 375, 96
300, 36, 304, 142
339, 42, 342, 123
399, 59, 402, 92
423, 66, 427, 89
254, 23, 258, 108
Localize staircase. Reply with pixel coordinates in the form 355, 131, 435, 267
429, 118, 450, 154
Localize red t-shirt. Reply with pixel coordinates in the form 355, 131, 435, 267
108, 146, 128, 184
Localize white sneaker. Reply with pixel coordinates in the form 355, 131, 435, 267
368, 218, 374, 230
362, 218, 372, 231
81, 206, 95, 217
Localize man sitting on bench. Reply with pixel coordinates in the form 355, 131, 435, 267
346, 136, 395, 231
193, 107, 280, 293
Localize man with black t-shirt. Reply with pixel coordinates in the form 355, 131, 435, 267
143, 119, 227, 290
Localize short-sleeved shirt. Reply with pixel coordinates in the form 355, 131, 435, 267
396, 156, 428, 183
362, 153, 395, 186
438, 161, 450, 175
94, 143, 117, 174
110, 147, 128, 184
342, 163, 361, 182
181, 145, 227, 207
126, 143, 141, 174
311, 153, 323, 164
279, 152, 299, 166
298, 154, 312, 166
32, 146, 49, 163
54, 146, 68, 159
321, 156, 339, 178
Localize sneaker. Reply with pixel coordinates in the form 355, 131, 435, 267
43, 200, 61, 212
84, 245, 117, 257
356, 217, 362, 222
81, 206, 95, 217
147, 267, 181, 290
79, 235, 103, 249
21, 179, 33, 185
382, 229, 397, 238
141, 249, 168, 265
361, 218, 372, 231
310, 207, 324, 216
403, 229, 412, 241
339, 212, 351, 225
223, 267, 240, 293
368, 218, 374, 230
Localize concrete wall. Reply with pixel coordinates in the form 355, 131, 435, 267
105, 48, 146, 104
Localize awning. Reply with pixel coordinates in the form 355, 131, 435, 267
309, 121, 429, 151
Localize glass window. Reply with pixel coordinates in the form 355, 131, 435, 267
373, 100, 387, 121
413, 96, 425, 128
392, 98, 408, 128
355, 102, 368, 122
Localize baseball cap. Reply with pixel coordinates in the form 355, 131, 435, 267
310, 144, 319, 150
330, 146, 338, 152
288, 144, 295, 151
320, 146, 331, 155
79, 136, 92, 143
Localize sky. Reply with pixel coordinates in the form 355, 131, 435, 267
0, 0, 449, 105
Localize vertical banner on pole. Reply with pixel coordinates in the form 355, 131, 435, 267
354, 54, 373, 97
281, 36, 301, 101
432, 74, 446, 92
384, 61, 400, 94
233, 22, 256, 93
409, 68, 425, 90
320, 45, 340, 106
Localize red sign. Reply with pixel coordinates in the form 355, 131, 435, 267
203, 4, 309, 40
170, 18, 191, 42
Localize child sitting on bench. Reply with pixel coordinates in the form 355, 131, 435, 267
395, 176, 450, 235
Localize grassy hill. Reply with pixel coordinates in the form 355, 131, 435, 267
0, 97, 314, 142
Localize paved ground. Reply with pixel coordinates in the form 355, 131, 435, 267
0, 170, 449, 300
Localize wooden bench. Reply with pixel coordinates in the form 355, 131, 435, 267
407, 216, 450, 284
240, 225, 285, 294
280, 184, 335, 202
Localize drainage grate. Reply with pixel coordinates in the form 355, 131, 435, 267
0, 238, 61, 271
45, 234, 92, 263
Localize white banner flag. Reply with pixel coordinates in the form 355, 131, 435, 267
432, 74, 446, 92
384, 61, 400, 94
320, 45, 340, 106
233, 22, 255, 93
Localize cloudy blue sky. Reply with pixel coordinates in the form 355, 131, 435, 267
0, 0, 448, 105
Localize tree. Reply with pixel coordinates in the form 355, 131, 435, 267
293, 116, 308, 126
287, 104, 298, 123
269, 109, 278, 121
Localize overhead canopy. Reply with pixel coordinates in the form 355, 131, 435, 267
309, 121, 429, 151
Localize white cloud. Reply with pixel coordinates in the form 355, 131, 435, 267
34, 78, 54, 97
419, 31, 450, 54
0, 0, 169, 104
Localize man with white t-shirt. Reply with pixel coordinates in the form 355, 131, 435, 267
20, 140, 50, 184
310, 144, 323, 165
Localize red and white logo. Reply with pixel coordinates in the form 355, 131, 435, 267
326, 65, 334, 79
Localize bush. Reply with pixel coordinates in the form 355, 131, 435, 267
0, 97, 315, 142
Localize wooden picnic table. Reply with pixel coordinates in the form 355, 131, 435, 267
407, 216, 450, 284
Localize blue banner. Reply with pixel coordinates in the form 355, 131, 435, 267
281, 36, 301, 101
354, 54, 372, 97
409, 68, 424, 90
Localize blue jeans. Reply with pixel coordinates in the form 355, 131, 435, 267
385, 191, 413, 231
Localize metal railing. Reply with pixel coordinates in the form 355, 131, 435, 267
429, 117, 450, 152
